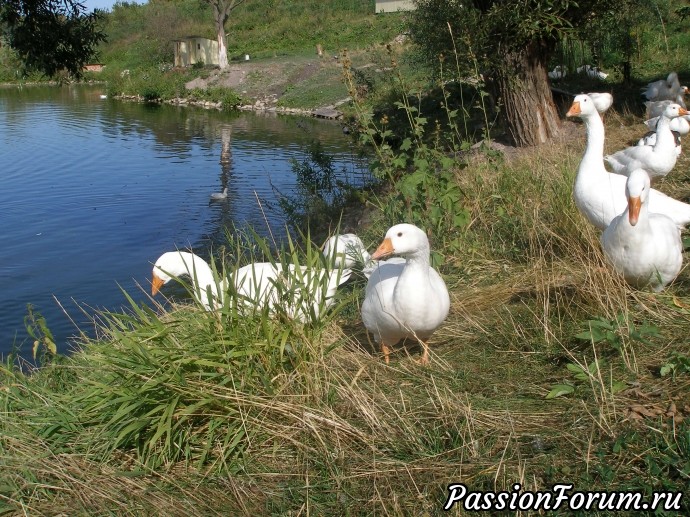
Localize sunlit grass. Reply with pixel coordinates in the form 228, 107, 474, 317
1, 112, 689, 514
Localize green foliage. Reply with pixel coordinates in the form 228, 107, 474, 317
278, 141, 362, 233
106, 66, 190, 100
575, 313, 660, 353
408, 0, 619, 76
90, 0, 402, 79
546, 359, 627, 399
68, 293, 290, 470
188, 86, 243, 109
23, 304, 56, 364
0, 231, 351, 477
344, 50, 474, 257
546, 315, 661, 399
0, 0, 106, 77
643, 423, 690, 490
660, 351, 690, 378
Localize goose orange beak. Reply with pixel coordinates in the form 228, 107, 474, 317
371, 237, 394, 260
628, 196, 641, 226
679, 107, 689, 116
151, 273, 165, 296
566, 101, 581, 117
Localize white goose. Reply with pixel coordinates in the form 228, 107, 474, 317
638, 113, 689, 154
601, 169, 683, 292
605, 103, 688, 178
566, 93, 690, 230
152, 251, 228, 311
152, 244, 353, 320
210, 187, 228, 201
361, 224, 450, 365
322, 233, 371, 270
643, 72, 687, 106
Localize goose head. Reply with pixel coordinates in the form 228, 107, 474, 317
371, 224, 429, 261
151, 251, 199, 295
661, 103, 689, 120
625, 169, 651, 226
566, 94, 600, 119
322, 233, 371, 269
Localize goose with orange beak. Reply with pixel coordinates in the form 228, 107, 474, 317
601, 169, 683, 292
361, 223, 450, 365
151, 237, 359, 318
605, 103, 688, 179
566, 92, 690, 230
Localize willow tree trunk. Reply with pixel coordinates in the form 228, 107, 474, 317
213, 5, 229, 70
488, 40, 561, 147
216, 25, 229, 70
210, 0, 239, 70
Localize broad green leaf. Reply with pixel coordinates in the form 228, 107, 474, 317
610, 381, 627, 394
546, 384, 574, 399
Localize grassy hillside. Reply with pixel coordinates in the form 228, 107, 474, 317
98, 0, 403, 71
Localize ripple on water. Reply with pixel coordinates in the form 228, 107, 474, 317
0, 85, 371, 357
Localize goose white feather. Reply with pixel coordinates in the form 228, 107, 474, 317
152, 244, 353, 319
605, 103, 688, 178
588, 92, 613, 114
643, 114, 690, 135
601, 169, 683, 292
577, 64, 608, 80
360, 224, 449, 365
322, 233, 371, 270
643, 72, 687, 106
639, 113, 689, 154
151, 251, 228, 311
636, 129, 682, 156
548, 65, 566, 80
566, 93, 690, 230
210, 187, 228, 201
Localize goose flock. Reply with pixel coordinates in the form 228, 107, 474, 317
152, 244, 353, 320
148, 72, 689, 364
151, 224, 449, 364
567, 73, 689, 291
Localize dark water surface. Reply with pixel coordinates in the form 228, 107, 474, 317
0, 84, 368, 357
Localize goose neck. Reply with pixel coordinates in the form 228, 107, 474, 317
400, 249, 431, 273
582, 112, 605, 164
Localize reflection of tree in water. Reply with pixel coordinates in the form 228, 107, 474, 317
220, 124, 232, 183
2, 86, 370, 249
204, 124, 237, 251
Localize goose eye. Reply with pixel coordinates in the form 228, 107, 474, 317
397, 232, 403, 237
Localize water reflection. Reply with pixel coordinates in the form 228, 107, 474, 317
0, 84, 371, 357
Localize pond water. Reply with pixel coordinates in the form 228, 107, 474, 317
0, 84, 369, 358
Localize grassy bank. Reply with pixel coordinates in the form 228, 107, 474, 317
2, 87, 690, 513
2, 1, 690, 515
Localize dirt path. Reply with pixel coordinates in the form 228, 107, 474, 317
184, 55, 351, 117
